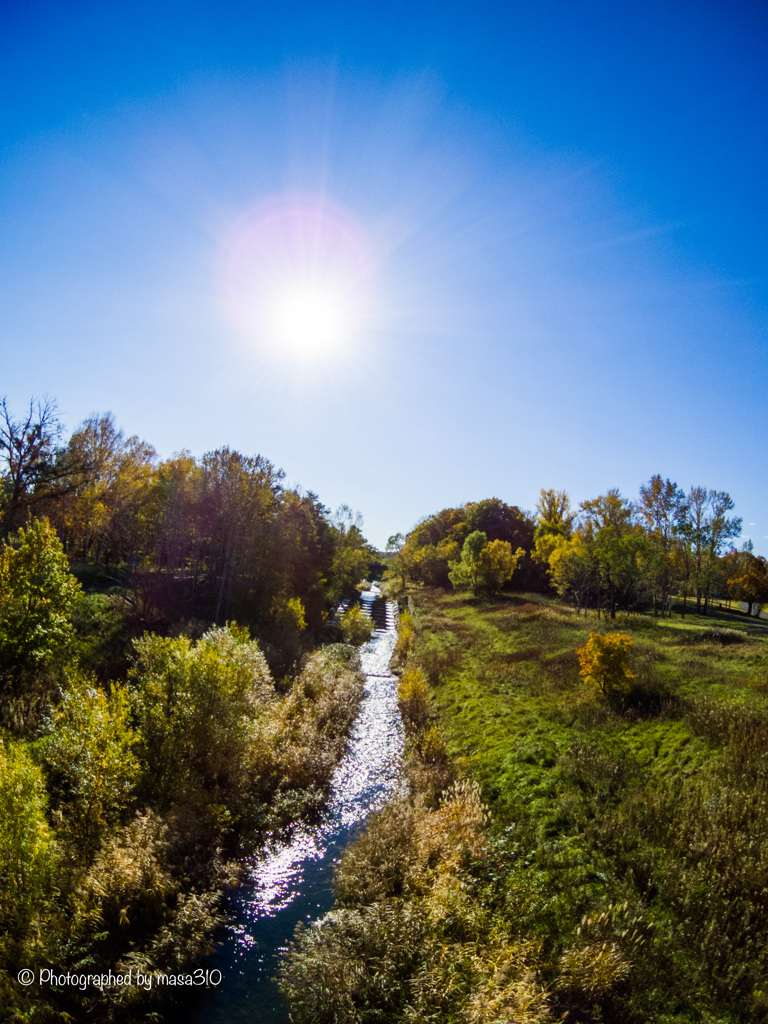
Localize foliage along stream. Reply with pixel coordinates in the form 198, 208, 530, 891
177, 586, 402, 1023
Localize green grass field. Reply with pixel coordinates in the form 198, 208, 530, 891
411, 589, 768, 1022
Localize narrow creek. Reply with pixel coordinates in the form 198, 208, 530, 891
178, 587, 403, 1023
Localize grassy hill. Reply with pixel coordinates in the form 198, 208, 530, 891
415, 590, 768, 1021
283, 589, 768, 1023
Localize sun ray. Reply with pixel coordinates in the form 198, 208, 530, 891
219, 194, 375, 362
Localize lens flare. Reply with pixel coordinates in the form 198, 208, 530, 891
219, 194, 374, 360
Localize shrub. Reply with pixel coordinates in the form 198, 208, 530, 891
398, 667, 431, 730
130, 624, 274, 808
466, 941, 553, 1024
393, 608, 415, 666
279, 901, 427, 1024
414, 779, 488, 873
557, 903, 651, 1001
72, 811, 224, 980
577, 632, 635, 696
0, 737, 58, 937
333, 799, 416, 907
338, 604, 374, 647
693, 627, 746, 646
41, 673, 140, 858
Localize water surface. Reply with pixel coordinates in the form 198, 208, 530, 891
179, 603, 402, 1023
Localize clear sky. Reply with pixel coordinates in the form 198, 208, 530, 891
1, 0, 766, 551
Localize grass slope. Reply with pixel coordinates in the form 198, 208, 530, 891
414, 589, 768, 1022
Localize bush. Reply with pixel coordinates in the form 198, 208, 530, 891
333, 799, 416, 907
0, 737, 58, 938
71, 811, 224, 980
130, 624, 273, 808
338, 604, 374, 647
691, 627, 747, 646
279, 901, 427, 1024
557, 903, 651, 1002
393, 608, 415, 667
41, 673, 140, 858
577, 632, 635, 696
398, 667, 432, 730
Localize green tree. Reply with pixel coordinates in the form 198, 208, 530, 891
449, 530, 488, 594
477, 539, 524, 595
0, 519, 81, 685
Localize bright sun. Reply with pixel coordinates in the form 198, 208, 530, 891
220, 195, 374, 363
269, 283, 353, 356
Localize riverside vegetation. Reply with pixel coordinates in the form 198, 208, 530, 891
280, 493, 768, 1024
0, 398, 376, 1022
3, 397, 768, 1022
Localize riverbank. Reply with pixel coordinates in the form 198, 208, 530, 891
281, 588, 768, 1023
174, 593, 403, 1024
3, 632, 370, 1024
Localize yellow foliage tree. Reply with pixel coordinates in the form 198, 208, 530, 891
577, 632, 635, 695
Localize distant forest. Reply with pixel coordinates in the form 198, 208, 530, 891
0, 396, 374, 655
386, 483, 766, 620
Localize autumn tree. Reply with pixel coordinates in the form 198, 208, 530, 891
0, 396, 69, 533
547, 527, 600, 615
637, 475, 686, 616
534, 488, 575, 565
577, 632, 635, 695
55, 413, 156, 565
726, 548, 768, 618
479, 539, 524, 594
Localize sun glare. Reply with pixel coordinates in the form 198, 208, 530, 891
220, 195, 374, 363
269, 283, 353, 355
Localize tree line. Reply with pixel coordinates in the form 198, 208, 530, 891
0, 397, 372, 661
385, 480, 766, 619
0, 395, 376, 1021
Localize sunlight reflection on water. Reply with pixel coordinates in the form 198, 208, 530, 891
178, 599, 402, 1024
240, 627, 401, 923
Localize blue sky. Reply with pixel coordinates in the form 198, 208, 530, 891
1, 0, 766, 550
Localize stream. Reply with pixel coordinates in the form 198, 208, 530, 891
179, 588, 402, 1023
